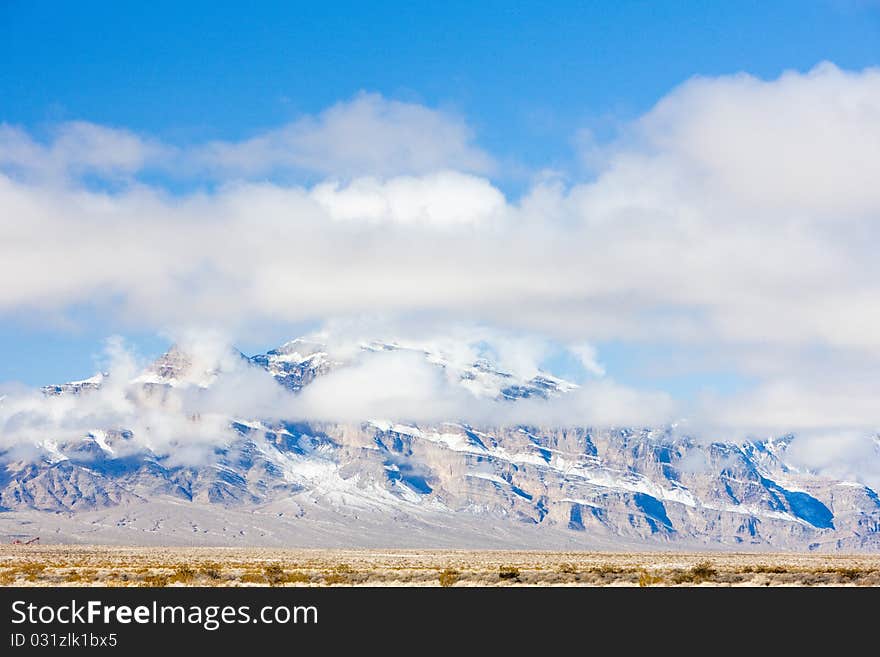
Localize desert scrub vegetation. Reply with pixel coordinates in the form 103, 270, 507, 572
2, 548, 879, 586
19, 563, 47, 582
745, 564, 787, 574
79, 568, 98, 583
168, 565, 196, 584
324, 563, 357, 585
581, 564, 639, 585
832, 567, 862, 582
438, 568, 460, 587
498, 565, 520, 581
263, 564, 311, 585
200, 563, 223, 581
638, 571, 664, 587
142, 573, 170, 587
671, 561, 717, 584
239, 571, 265, 584
283, 571, 312, 584
63, 570, 82, 583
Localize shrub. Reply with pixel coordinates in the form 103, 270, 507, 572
20, 563, 46, 582
754, 565, 787, 574
200, 566, 222, 581
239, 571, 265, 584
691, 561, 717, 581
672, 561, 717, 584
168, 565, 195, 583
143, 574, 169, 587
590, 564, 622, 575
284, 571, 311, 584
638, 571, 664, 587
324, 563, 357, 585
835, 568, 862, 582
439, 568, 459, 587
264, 564, 286, 586
499, 566, 520, 581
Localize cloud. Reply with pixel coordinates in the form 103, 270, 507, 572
0, 338, 233, 465
0, 94, 493, 183
0, 333, 675, 468
292, 349, 468, 423
292, 345, 674, 427
0, 121, 167, 181
567, 342, 605, 377
630, 61, 880, 216
784, 432, 880, 490
188, 92, 495, 178
2, 64, 880, 474
504, 380, 675, 427
312, 171, 505, 226
694, 378, 880, 435
0, 329, 874, 487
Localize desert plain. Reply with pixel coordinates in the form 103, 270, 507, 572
1, 546, 879, 587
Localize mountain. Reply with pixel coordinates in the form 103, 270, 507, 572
2, 337, 879, 550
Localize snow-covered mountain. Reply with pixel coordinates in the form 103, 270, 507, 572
251, 336, 576, 399
3, 337, 880, 550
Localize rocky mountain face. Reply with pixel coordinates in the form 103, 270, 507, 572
2, 338, 879, 550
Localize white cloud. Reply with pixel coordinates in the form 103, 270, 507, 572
291, 344, 674, 427
0, 336, 672, 464
292, 349, 467, 423
0, 121, 167, 181
503, 379, 675, 427
785, 432, 880, 490
188, 92, 495, 178
0, 338, 233, 466
567, 342, 605, 377
2, 64, 880, 472
0, 94, 493, 183
694, 379, 880, 435
312, 171, 505, 226
634, 62, 880, 216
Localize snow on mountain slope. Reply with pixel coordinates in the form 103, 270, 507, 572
2, 337, 879, 551
249, 338, 334, 392
251, 336, 577, 400
41, 372, 106, 396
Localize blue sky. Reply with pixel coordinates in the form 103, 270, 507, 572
3, 0, 878, 174
1, 0, 879, 407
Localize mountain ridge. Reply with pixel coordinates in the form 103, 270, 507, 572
3, 337, 879, 551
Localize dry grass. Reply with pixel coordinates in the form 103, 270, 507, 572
0, 546, 878, 587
